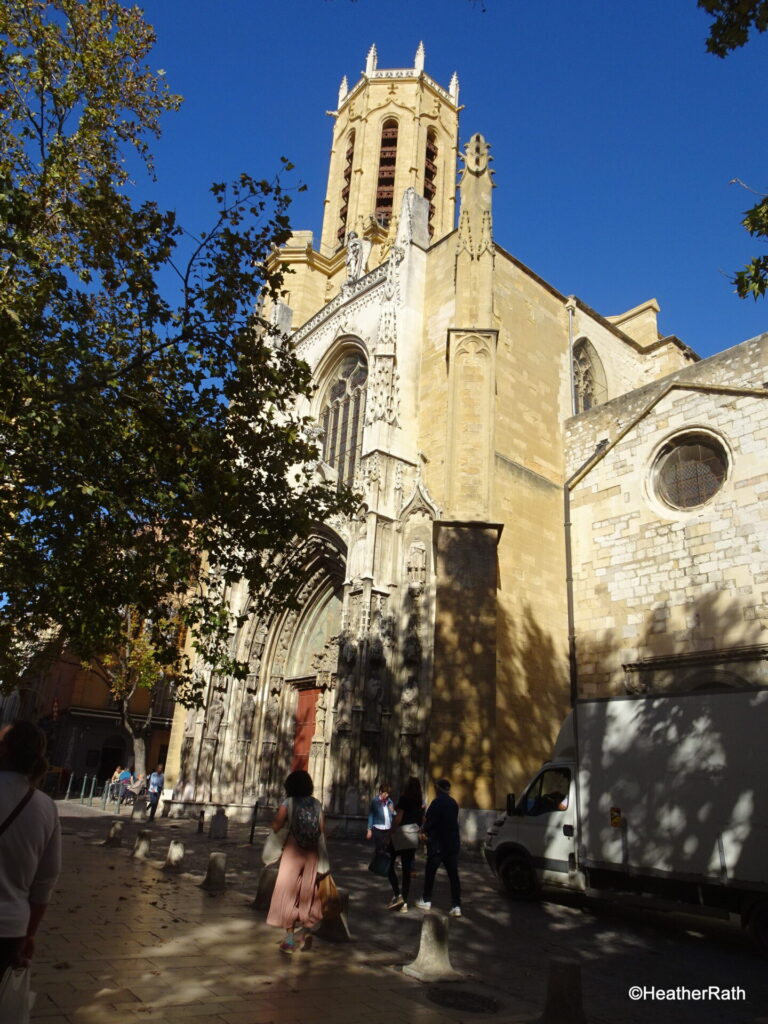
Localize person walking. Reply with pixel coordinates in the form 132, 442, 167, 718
386, 776, 424, 913
147, 764, 164, 821
366, 783, 394, 852
415, 778, 462, 917
0, 721, 62, 986
266, 770, 325, 954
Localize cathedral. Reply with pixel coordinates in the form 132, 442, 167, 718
165, 45, 768, 826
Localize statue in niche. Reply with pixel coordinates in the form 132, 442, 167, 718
239, 696, 257, 740
341, 637, 357, 667
348, 520, 368, 582
363, 671, 383, 730
403, 631, 422, 666
401, 676, 420, 733
263, 689, 280, 744
314, 693, 328, 738
345, 231, 366, 282
369, 637, 384, 664
183, 708, 198, 738
205, 697, 225, 739
336, 673, 354, 729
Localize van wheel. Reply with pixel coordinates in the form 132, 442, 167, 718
499, 852, 539, 900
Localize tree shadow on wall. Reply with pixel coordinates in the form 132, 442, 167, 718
600, 590, 768, 904
495, 600, 571, 805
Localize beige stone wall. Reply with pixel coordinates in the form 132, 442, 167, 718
567, 340, 768, 697
489, 253, 572, 799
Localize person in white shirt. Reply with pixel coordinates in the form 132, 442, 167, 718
0, 721, 61, 976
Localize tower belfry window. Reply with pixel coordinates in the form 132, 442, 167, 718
424, 129, 438, 238
320, 353, 368, 488
376, 119, 398, 227
338, 130, 355, 246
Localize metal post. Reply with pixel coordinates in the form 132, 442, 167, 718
88, 775, 97, 806
79, 775, 87, 802
101, 784, 109, 811
197, 810, 205, 834
64, 774, 73, 801
249, 801, 259, 845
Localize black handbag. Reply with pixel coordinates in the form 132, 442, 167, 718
368, 848, 391, 877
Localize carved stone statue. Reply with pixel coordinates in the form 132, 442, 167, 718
205, 697, 225, 739
345, 231, 366, 282
239, 696, 257, 740
363, 671, 383, 730
336, 673, 354, 729
401, 676, 420, 733
263, 689, 280, 744
314, 693, 328, 737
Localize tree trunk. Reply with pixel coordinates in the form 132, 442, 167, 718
131, 733, 147, 779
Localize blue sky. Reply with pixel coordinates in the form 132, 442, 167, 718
140, 0, 768, 359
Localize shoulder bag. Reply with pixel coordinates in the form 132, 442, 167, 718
261, 797, 292, 866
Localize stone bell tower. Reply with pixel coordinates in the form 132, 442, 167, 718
319, 42, 460, 254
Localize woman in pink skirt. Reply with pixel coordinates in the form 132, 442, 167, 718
266, 770, 324, 953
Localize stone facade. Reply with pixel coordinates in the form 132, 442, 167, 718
165, 46, 768, 819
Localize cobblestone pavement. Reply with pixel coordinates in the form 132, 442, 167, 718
28, 801, 768, 1023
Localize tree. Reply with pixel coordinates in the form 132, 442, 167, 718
0, 1, 355, 760
699, 0, 768, 297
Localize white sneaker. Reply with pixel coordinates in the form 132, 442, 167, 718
399, 902, 408, 913
415, 899, 432, 910
449, 906, 462, 917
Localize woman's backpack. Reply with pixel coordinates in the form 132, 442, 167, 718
291, 796, 321, 850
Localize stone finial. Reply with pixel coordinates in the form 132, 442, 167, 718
338, 75, 349, 107
449, 71, 460, 105
365, 43, 378, 75
414, 41, 425, 72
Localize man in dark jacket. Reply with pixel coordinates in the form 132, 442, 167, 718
415, 778, 462, 916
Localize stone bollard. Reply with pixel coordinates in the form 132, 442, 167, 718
103, 820, 124, 847
403, 912, 462, 982
131, 797, 148, 822
209, 807, 228, 840
163, 840, 185, 872
538, 957, 587, 1024
131, 829, 152, 860
200, 851, 226, 892
252, 865, 278, 911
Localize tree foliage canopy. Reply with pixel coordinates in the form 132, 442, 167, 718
698, 0, 768, 297
0, 0, 354, 703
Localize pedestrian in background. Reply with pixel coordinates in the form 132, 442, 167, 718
147, 764, 164, 821
0, 721, 61, 982
386, 776, 424, 913
415, 778, 462, 917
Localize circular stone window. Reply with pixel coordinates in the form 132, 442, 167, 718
654, 433, 728, 510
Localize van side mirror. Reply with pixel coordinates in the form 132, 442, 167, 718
506, 793, 516, 816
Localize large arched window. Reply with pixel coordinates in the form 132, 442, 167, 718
320, 352, 368, 487
375, 119, 398, 227
423, 128, 438, 238
573, 338, 607, 413
337, 130, 355, 246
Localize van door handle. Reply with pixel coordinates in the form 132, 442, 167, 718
563, 824, 574, 837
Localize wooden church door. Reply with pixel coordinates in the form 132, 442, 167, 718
291, 688, 320, 772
